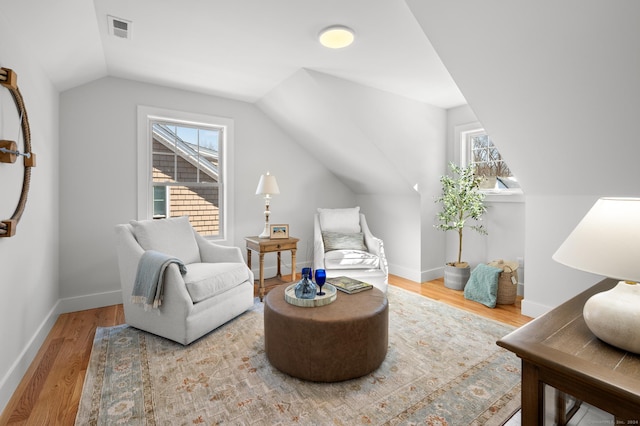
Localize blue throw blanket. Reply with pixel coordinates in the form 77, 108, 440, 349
132, 250, 187, 310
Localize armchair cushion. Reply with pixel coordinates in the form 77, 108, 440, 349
324, 249, 380, 270
184, 262, 252, 303
131, 216, 200, 264
317, 207, 361, 233
322, 231, 367, 252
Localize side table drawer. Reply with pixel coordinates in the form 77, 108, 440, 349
262, 242, 296, 252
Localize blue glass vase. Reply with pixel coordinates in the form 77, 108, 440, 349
315, 269, 327, 295
294, 270, 316, 299
302, 267, 312, 280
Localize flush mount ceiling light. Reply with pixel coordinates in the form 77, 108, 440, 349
318, 25, 355, 49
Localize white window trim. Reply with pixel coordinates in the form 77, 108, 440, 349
137, 105, 234, 243
454, 122, 524, 203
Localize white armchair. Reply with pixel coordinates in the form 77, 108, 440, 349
115, 216, 254, 345
314, 207, 388, 293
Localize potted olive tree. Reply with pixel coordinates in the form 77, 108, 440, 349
435, 163, 487, 290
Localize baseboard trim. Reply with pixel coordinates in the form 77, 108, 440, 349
0, 300, 60, 414
254, 262, 427, 285
0, 288, 127, 413
421, 266, 444, 283
521, 298, 551, 318
57, 289, 123, 314
388, 264, 422, 283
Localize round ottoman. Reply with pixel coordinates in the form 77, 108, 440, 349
264, 284, 388, 382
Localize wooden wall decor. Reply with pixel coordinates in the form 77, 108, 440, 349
0, 67, 36, 237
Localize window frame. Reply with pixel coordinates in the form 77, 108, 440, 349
152, 185, 169, 219
455, 122, 524, 201
137, 105, 234, 242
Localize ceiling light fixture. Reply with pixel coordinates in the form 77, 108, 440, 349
318, 25, 355, 49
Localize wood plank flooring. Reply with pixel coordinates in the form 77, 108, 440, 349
0, 275, 531, 425
391, 275, 531, 327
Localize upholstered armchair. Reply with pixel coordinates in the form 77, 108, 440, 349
115, 216, 254, 345
314, 207, 388, 293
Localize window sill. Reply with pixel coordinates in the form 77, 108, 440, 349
482, 190, 525, 203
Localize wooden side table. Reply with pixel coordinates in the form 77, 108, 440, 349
498, 278, 640, 424
244, 236, 299, 301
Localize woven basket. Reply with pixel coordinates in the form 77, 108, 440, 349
496, 265, 517, 305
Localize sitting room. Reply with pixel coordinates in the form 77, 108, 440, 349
0, 1, 639, 424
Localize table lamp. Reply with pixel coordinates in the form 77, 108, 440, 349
553, 197, 640, 353
255, 171, 280, 238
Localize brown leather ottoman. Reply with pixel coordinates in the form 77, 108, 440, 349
264, 284, 388, 382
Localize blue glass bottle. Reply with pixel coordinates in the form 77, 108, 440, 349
294, 269, 316, 299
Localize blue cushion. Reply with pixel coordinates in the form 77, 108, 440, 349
464, 264, 502, 308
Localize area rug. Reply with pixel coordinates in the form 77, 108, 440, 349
76, 286, 521, 425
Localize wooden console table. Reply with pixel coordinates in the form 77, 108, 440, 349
244, 236, 298, 301
498, 278, 640, 424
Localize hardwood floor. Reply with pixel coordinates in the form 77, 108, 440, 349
0, 305, 125, 425
390, 275, 532, 328
0, 274, 532, 425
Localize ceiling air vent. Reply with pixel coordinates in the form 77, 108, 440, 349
108, 15, 132, 40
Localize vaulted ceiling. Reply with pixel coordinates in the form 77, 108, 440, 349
1, 0, 465, 109
1, 0, 469, 195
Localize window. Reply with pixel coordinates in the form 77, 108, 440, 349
461, 127, 521, 194
138, 106, 234, 241
153, 186, 168, 218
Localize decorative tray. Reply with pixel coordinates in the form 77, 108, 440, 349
284, 283, 337, 307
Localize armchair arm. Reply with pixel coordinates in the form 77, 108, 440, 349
360, 214, 380, 257
194, 231, 244, 263
158, 263, 195, 312
313, 214, 326, 270
360, 215, 389, 275
115, 224, 145, 296
115, 224, 194, 318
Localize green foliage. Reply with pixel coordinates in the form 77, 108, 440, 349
435, 163, 487, 265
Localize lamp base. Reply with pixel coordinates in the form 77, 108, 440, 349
583, 280, 640, 353
258, 223, 270, 239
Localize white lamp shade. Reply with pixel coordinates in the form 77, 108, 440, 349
255, 172, 280, 196
552, 197, 640, 282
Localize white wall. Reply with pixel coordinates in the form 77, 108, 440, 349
0, 15, 60, 411
258, 69, 448, 281
522, 195, 604, 316
58, 76, 354, 307
356, 194, 422, 282
408, 0, 640, 316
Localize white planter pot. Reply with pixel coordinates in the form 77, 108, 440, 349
444, 263, 471, 290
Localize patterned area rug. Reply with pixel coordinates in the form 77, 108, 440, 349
76, 286, 521, 425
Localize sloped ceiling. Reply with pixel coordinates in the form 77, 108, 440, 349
258, 69, 446, 195
0, 0, 465, 197
0, 0, 465, 108
407, 0, 640, 196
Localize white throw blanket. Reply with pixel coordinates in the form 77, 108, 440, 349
132, 250, 187, 310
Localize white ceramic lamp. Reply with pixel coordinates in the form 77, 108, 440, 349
255, 172, 280, 238
553, 197, 640, 353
